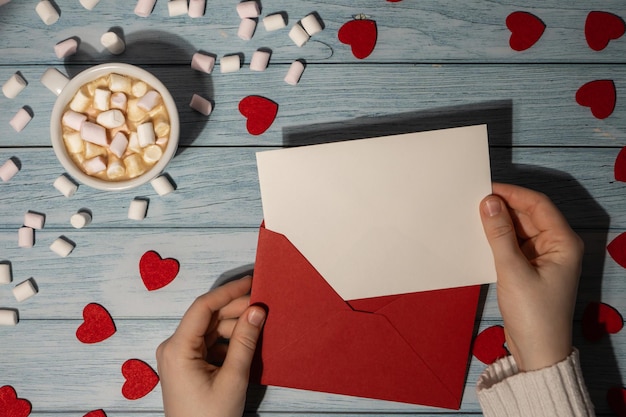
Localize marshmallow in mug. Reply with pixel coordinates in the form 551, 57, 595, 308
60, 73, 171, 182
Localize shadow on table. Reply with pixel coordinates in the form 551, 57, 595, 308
280, 100, 618, 411
62, 30, 212, 155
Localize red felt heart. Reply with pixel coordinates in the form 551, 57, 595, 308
585, 11, 626, 51
576, 80, 616, 119
582, 301, 624, 341
608, 386, 626, 417
472, 325, 508, 364
139, 250, 180, 291
0, 385, 31, 417
338, 19, 378, 59
76, 303, 116, 344
121, 359, 159, 400
83, 410, 107, 417
238, 96, 278, 136
615, 146, 626, 182
608, 232, 626, 269
506, 11, 546, 51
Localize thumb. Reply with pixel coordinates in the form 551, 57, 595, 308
220, 305, 266, 379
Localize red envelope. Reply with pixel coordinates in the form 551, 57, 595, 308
250, 224, 482, 409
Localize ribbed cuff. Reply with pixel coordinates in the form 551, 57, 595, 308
476, 349, 595, 417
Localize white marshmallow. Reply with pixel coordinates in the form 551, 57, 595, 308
284, 60, 305, 85
131, 81, 148, 97
50, 237, 75, 257
80, 0, 100, 10
94, 88, 111, 111
238, 18, 257, 40
191, 52, 215, 74
124, 154, 145, 178
263, 14, 286, 31
168, 0, 187, 16
18, 227, 34, 248
54, 38, 78, 58
128, 131, 141, 153
62, 110, 87, 131
2, 73, 27, 99
70, 211, 92, 229
250, 50, 270, 71
69, 88, 91, 112
134, 0, 156, 17
0, 310, 17, 326
9, 108, 32, 132
109, 74, 131, 93
220, 55, 241, 73
137, 90, 161, 111
53, 174, 78, 197
40, 67, 69, 96
143, 144, 163, 164
137, 122, 156, 147
81, 121, 108, 146
0, 158, 19, 182
101, 32, 125, 55
96, 109, 125, 129
189, 94, 212, 116
63, 131, 84, 153
107, 158, 126, 179
111, 92, 127, 110
109, 131, 128, 158
128, 198, 148, 220
188, 0, 205, 17
13, 279, 37, 302
151, 174, 175, 196
0, 263, 12, 285
24, 212, 45, 230
301, 13, 323, 36
236, 1, 259, 18
36, 1, 59, 25
83, 156, 107, 174
289, 24, 310, 47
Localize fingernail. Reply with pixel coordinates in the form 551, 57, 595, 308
483, 198, 502, 217
248, 307, 266, 327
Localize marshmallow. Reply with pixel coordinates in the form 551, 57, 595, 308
97, 109, 125, 129
154, 119, 170, 137
18, 227, 34, 248
94, 88, 111, 111
24, 211, 45, 229
84, 141, 106, 159
109, 74, 131, 93
188, 0, 205, 17
2, 73, 27, 99
137, 122, 156, 147
80, 0, 100, 9
128, 198, 148, 220
0, 0, 12, 7
13, 278, 37, 302
0, 158, 19, 182
40, 67, 69, 96
107, 158, 125, 179
70, 211, 92, 228
220, 55, 241, 73
109, 131, 128, 158
168, 0, 188, 16
191, 52, 215, 74
0, 310, 17, 326
236, 1, 260, 18
151, 174, 175, 196
137, 90, 161, 111
124, 154, 146, 178
0, 263, 12, 285
250, 50, 270, 71
53, 174, 78, 197
36, 1, 59, 25
50, 236, 75, 257
101, 31, 125, 55
111, 92, 127, 110
289, 24, 310, 47
134, 0, 156, 17
284, 60, 305, 85
301, 13, 323, 36
62, 110, 87, 131
54, 38, 79, 58
81, 121, 108, 146
69, 88, 91, 112
189, 94, 212, 116
238, 18, 257, 40
263, 14, 286, 31
83, 156, 107, 174
63, 131, 84, 153
143, 144, 163, 164
131, 81, 148, 97
9, 108, 32, 132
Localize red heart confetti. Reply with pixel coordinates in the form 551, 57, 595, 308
238, 96, 278, 136
615, 146, 626, 182
608, 232, 626, 268
575, 79, 616, 119
585, 11, 625, 51
608, 386, 626, 417
139, 250, 180, 291
506, 11, 546, 51
121, 359, 159, 400
0, 385, 31, 417
76, 303, 116, 344
472, 325, 508, 364
581, 301, 624, 341
83, 410, 107, 417
338, 18, 378, 59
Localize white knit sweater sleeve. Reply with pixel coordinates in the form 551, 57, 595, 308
476, 349, 595, 417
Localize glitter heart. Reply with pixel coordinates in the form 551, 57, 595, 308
585, 11, 625, 51
506, 11, 546, 51
76, 303, 116, 344
338, 18, 378, 59
472, 325, 508, 365
121, 359, 159, 400
238, 96, 278, 136
139, 250, 180, 291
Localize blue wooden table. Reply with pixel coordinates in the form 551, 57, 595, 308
1, 1, 625, 416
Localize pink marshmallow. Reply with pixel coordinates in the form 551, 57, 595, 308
137, 90, 160, 111
54, 38, 78, 59
236, 1, 260, 18
62, 110, 87, 131
109, 131, 129, 158
188, 0, 205, 17
238, 18, 257, 40
111, 92, 127, 110
189, 94, 213, 116
9, 108, 32, 132
0, 158, 19, 182
80, 121, 108, 146
191, 52, 215, 74
134, 0, 156, 17
83, 156, 106, 174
